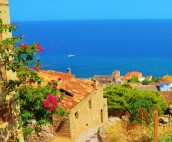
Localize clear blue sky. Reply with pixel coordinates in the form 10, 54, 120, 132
9, 0, 172, 21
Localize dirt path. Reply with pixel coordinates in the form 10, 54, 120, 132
50, 136, 73, 142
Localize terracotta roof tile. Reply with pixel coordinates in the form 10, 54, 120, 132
144, 76, 152, 81
160, 75, 172, 83
149, 82, 160, 86
125, 71, 142, 79
38, 70, 95, 110
38, 70, 75, 85
121, 77, 129, 81
59, 78, 95, 110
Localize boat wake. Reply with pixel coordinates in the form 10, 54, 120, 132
67, 54, 75, 58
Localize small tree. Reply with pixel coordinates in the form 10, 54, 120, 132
104, 84, 168, 123
128, 77, 140, 83
142, 80, 151, 85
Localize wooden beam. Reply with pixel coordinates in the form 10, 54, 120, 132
154, 111, 158, 142
0, 3, 8, 6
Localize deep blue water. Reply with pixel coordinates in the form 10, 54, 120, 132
12, 19, 172, 78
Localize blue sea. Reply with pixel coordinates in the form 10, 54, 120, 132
12, 19, 172, 78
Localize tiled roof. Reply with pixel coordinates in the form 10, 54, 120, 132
121, 77, 129, 81
38, 70, 75, 85
149, 82, 160, 86
94, 75, 113, 82
144, 76, 152, 81
131, 84, 158, 91
58, 78, 95, 110
38, 70, 95, 110
125, 71, 142, 79
112, 70, 120, 76
159, 75, 172, 83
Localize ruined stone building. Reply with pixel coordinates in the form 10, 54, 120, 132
39, 70, 108, 140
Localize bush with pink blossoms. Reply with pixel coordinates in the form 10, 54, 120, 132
0, 18, 67, 140
44, 94, 58, 111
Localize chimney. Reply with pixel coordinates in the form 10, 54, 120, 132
67, 68, 71, 74
93, 79, 98, 90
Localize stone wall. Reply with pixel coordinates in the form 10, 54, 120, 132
0, 0, 17, 81
0, 0, 24, 141
69, 87, 108, 139
0, 0, 12, 40
0, 100, 24, 142
52, 115, 71, 138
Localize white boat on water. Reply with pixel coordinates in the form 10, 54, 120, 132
67, 54, 75, 58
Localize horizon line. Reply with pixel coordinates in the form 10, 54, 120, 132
11, 18, 172, 23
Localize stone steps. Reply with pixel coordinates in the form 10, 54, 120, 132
84, 134, 100, 142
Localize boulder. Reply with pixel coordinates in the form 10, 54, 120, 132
159, 117, 169, 124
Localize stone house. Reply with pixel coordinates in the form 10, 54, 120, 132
112, 70, 120, 78
125, 71, 143, 81
159, 75, 172, 92
93, 70, 122, 85
39, 70, 108, 140
94, 75, 114, 84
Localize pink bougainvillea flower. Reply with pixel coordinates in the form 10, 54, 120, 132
32, 66, 41, 71
47, 94, 54, 100
48, 94, 56, 102
50, 106, 56, 111
20, 44, 28, 48
43, 94, 58, 111
53, 101, 58, 107
36, 43, 43, 52
52, 84, 57, 89
43, 100, 50, 107
58, 77, 62, 81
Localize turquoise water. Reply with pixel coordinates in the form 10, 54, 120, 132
13, 19, 172, 78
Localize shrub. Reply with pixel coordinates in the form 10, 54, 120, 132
104, 84, 168, 122
0, 18, 67, 140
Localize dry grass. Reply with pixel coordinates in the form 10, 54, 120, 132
104, 119, 172, 142
50, 136, 73, 142
125, 124, 149, 142
158, 125, 172, 141
104, 120, 128, 142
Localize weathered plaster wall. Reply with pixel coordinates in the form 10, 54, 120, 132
0, 0, 12, 40
69, 87, 108, 139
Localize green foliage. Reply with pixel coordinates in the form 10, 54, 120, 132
142, 80, 151, 85
104, 84, 168, 122
152, 77, 160, 82
128, 77, 140, 83
142, 77, 160, 85
148, 121, 172, 142
159, 130, 172, 142
128, 97, 153, 122
0, 18, 68, 139
104, 84, 131, 110
22, 125, 33, 139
